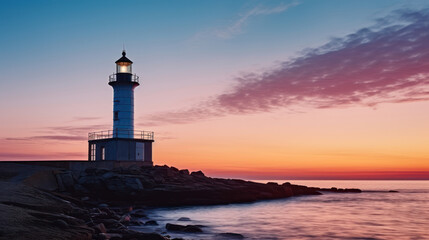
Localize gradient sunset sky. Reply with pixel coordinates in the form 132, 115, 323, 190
1, 0, 429, 179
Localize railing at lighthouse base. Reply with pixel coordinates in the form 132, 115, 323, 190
88, 130, 154, 141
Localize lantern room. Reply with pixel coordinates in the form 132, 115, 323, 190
115, 51, 133, 73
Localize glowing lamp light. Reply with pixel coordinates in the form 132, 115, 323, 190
115, 50, 133, 73
118, 63, 131, 73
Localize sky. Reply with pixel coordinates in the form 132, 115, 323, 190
1, 0, 429, 180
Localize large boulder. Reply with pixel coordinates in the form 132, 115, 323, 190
190, 171, 205, 178
179, 169, 190, 175
215, 233, 245, 239
165, 223, 203, 233
78, 176, 104, 191
105, 177, 143, 192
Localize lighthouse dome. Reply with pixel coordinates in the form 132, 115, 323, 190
115, 50, 133, 64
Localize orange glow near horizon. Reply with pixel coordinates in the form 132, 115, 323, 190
1, 101, 428, 180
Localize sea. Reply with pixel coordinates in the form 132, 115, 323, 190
133, 180, 429, 240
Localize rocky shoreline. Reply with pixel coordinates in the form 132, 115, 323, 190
0, 163, 361, 240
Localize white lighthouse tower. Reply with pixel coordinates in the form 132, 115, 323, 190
110, 50, 138, 138
87, 51, 154, 163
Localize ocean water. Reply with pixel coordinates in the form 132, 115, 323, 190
136, 180, 429, 240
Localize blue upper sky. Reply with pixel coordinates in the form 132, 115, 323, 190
1, 0, 428, 132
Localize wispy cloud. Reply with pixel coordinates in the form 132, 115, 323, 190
69, 116, 102, 122
4, 124, 109, 142
5, 135, 87, 141
216, 2, 299, 39
0, 152, 86, 160
194, 2, 299, 40
146, 9, 429, 126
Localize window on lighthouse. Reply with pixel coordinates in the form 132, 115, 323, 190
117, 62, 132, 73
90, 144, 96, 161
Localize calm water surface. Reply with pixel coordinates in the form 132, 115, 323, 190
136, 181, 429, 240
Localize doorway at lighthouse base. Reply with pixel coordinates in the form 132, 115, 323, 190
88, 138, 153, 163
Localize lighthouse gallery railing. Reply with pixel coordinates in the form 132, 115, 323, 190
88, 130, 154, 140
109, 74, 139, 83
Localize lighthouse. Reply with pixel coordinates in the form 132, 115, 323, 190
111, 50, 138, 137
87, 51, 154, 163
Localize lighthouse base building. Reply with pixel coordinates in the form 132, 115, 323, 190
88, 131, 153, 163
88, 51, 154, 164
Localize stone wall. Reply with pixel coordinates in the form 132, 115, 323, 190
0, 160, 153, 172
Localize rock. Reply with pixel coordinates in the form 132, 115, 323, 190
55, 171, 75, 191
74, 184, 90, 193
98, 203, 109, 208
102, 172, 115, 179
182, 225, 203, 233
105, 176, 144, 192
78, 176, 104, 191
122, 231, 167, 240
319, 188, 362, 193
345, 188, 362, 193
95, 218, 125, 229
389, 190, 399, 192
179, 169, 189, 175
145, 220, 158, 225
130, 209, 146, 218
96, 169, 111, 175
119, 214, 131, 223
59, 171, 75, 190
128, 219, 143, 226
153, 175, 166, 184
93, 223, 106, 234
84, 167, 98, 174
177, 217, 191, 221
166, 223, 203, 233
53, 219, 68, 228
97, 233, 122, 240
267, 182, 279, 185
126, 165, 142, 175
190, 171, 205, 177
215, 233, 245, 239
69, 207, 90, 221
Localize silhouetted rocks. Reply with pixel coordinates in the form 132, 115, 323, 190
145, 220, 159, 225
122, 231, 167, 240
130, 209, 147, 218
215, 232, 245, 239
0, 162, 363, 240
190, 170, 205, 177
69, 165, 327, 207
166, 223, 203, 233
317, 187, 362, 193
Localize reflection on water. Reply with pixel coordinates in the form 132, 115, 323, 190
137, 181, 429, 239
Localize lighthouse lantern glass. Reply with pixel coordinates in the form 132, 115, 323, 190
117, 62, 132, 73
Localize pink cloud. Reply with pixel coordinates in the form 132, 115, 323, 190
145, 9, 429, 126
